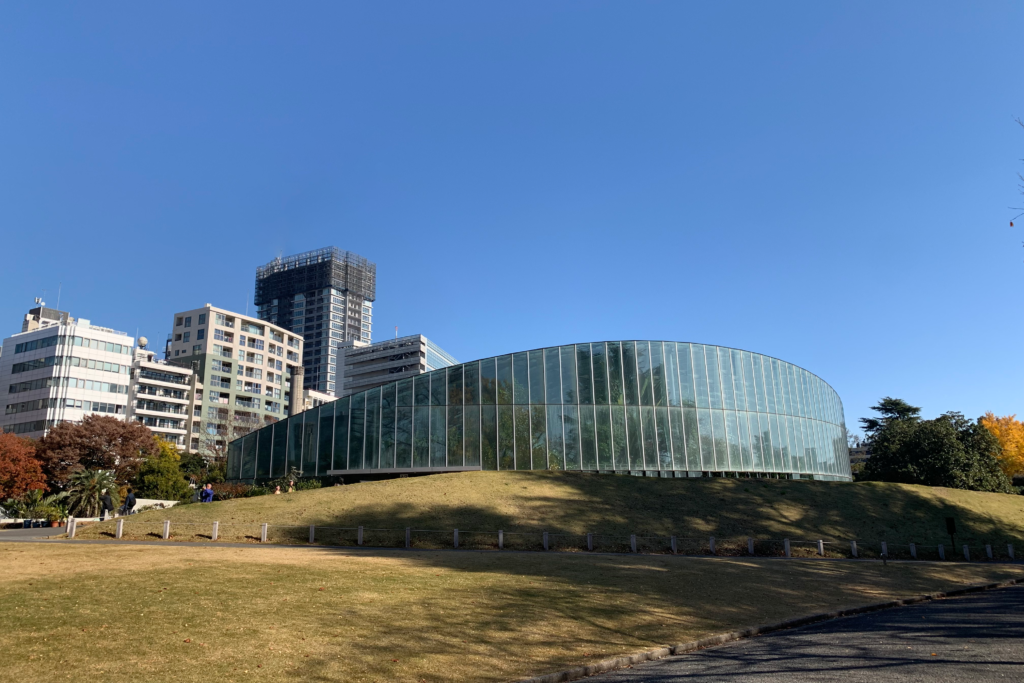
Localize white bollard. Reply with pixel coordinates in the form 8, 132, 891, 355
851, 540, 858, 558
817, 540, 824, 556
543, 532, 549, 551
309, 525, 315, 544
938, 544, 945, 560
587, 533, 593, 551
909, 543, 916, 559
963, 545, 970, 561
66, 517, 76, 538
748, 537, 754, 555
630, 534, 637, 553
212, 521, 219, 542
357, 526, 363, 546
1009, 544, 1015, 561
454, 529, 459, 549
986, 544, 993, 559
671, 536, 678, 555
116, 519, 124, 539
162, 520, 170, 540
498, 530, 503, 550
709, 536, 716, 555
260, 523, 268, 543
784, 539, 791, 558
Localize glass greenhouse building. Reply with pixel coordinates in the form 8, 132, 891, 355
226, 341, 852, 482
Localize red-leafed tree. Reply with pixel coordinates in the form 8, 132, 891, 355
35, 415, 159, 487
0, 432, 46, 499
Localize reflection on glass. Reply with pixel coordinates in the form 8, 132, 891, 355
413, 405, 429, 468
531, 405, 547, 469
737, 411, 752, 470
464, 361, 479, 406
288, 412, 303, 473
622, 341, 640, 406
497, 404, 514, 469
720, 349, 735, 411
710, 410, 727, 471
514, 405, 530, 469
576, 345, 593, 406
655, 407, 671, 470
625, 406, 643, 469
447, 406, 463, 467
414, 375, 430, 407
448, 366, 464, 406
665, 343, 680, 407
563, 405, 580, 470
595, 405, 612, 469
677, 343, 696, 408
257, 426, 273, 479
724, 411, 740, 470
546, 405, 563, 470
241, 433, 257, 480
464, 405, 480, 467
580, 405, 597, 470
481, 358, 497, 405
651, 342, 667, 407
592, 343, 609, 405
560, 346, 577, 405
611, 406, 628, 469
763, 358, 777, 414
349, 394, 365, 470
607, 342, 624, 406
317, 400, 335, 475
397, 378, 413, 407
528, 350, 545, 405
332, 397, 349, 472
430, 370, 447, 407
692, 344, 710, 409
430, 406, 446, 468
272, 420, 288, 477
395, 406, 412, 468
496, 355, 513, 405
669, 408, 685, 470
641, 406, 657, 469
752, 355, 767, 412
365, 389, 380, 470
544, 348, 561, 405
512, 352, 529, 405
636, 341, 654, 406
683, 406, 700, 470
481, 404, 497, 469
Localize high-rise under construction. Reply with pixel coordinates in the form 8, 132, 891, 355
254, 247, 376, 395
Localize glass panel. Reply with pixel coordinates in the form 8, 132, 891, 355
481, 404, 497, 469
607, 341, 624, 406
677, 343, 696, 408
576, 345, 593, 405
625, 406, 643, 469
531, 405, 547, 470
447, 365, 464, 406
463, 361, 479, 405
763, 357, 777, 414
430, 369, 447, 407
512, 352, 529, 405
496, 355, 513, 405
595, 405, 612, 469
395, 406, 412, 468
665, 343, 680, 408
770, 359, 785, 416
655, 407, 671, 470
364, 389, 380, 470
752, 355, 768, 412
497, 404, 514, 470
332, 398, 350, 472
480, 357, 497, 405
380, 399, 396, 469
514, 405, 531, 469
786, 365, 801, 418
563, 405, 580, 470
414, 375, 430, 407
272, 418, 289, 477
696, 407, 714, 470
430, 406, 446, 467
412, 405, 429, 468
725, 411, 741, 470
636, 341, 654, 406
397, 378, 413, 407
544, 348, 561, 405
560, 346, 577, 405
528, 350, 545, 405
730, 349, 745, 412
720, 348, 735, 410
288, 411, 304, 474
611, 406, 628, 469
711, 409, 727, 471
447, 406, 463, 467
669, 408, 685, 470
240, 434, 257, 480
752, 412, 768, 471
464, 405, 480, 467
546, 405, 564, 470
737, 411, 753, 470
579, 405, 597, 469
691, 344, 710, 409
683, 406, 700, 470
651, 342, 667, 405
741, 352, 758, 412
640, 406, 657, 469
317, 399, 335, 476
706, 346, 723, 410
768, 413, 784, 471
257, 424, 273, 479
592, 343, 609, 405
622, 341, 640, 406
349, 394, 365, 470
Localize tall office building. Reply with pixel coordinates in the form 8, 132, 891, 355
254, 247, 376, 395
1, 310, 135, 439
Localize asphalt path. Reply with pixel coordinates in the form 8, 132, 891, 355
584, 584, 1024, 682
0, 526, 65, 540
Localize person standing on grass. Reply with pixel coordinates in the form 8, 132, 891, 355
100, 489, 114, 521
200, 484, 214, 503
288, 480, 295, 493
121, 488, 137, 515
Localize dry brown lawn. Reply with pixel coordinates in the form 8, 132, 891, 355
2, 542, 1022, 683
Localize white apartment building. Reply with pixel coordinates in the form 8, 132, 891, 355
126, 338, 203, 451
1, 316, 135, 439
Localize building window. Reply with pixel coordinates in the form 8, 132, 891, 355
197, 329, 205, 340
175, 334, 182, 341
176, 317, 183, 326
198, 313, 206, 325
183, 332, 190, 343
192, 345, 201, 354
184, 316, 192, 328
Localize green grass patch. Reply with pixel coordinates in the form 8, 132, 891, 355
2, 543, 1022, 683
76, 471, 1024, 557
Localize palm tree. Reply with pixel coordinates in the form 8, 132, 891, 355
66, 470, 118, 517
1, 489, 68, 520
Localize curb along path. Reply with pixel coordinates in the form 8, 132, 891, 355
512, 578, 1024, 683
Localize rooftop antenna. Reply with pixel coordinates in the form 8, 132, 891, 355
395, 326, 398, 340
56, 282, 62, 310
34, 296, 45, 308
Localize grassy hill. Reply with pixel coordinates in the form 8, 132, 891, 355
78, 471, 1024, 555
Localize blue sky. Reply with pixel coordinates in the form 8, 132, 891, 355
1, 2, 1021, 433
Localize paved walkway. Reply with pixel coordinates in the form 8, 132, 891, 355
585, 584, 1024, 682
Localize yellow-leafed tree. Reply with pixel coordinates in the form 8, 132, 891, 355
980, 412, 1024, 479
